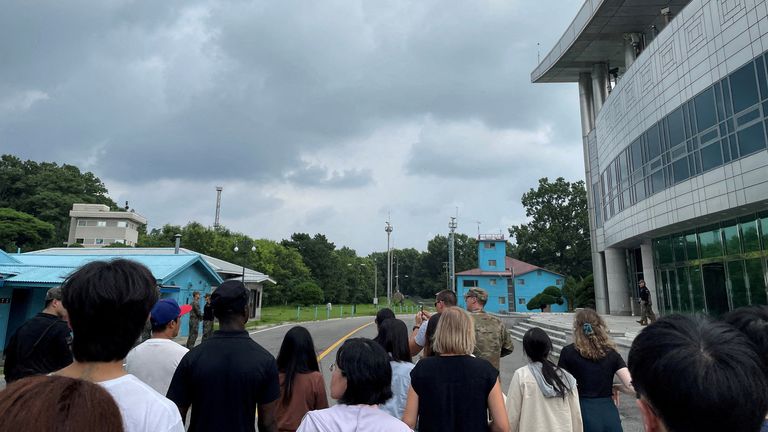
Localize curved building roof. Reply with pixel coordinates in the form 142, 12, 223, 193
531, 0, 690, 83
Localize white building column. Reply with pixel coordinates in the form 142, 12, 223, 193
605, 247, 632, 315
593, 251, 609, 314
640, 240, 660, 312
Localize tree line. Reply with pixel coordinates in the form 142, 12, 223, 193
0, 154, 595, 308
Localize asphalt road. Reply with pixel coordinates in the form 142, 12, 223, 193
249, 314, 643, 431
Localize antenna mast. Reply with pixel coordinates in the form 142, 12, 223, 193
448, 217, 457, 293
214, 186, 223, 228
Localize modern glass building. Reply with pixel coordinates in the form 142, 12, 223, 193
533, 0, 768, 315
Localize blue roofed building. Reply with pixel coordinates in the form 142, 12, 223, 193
0, 249, 239, 351
456, 234, 568, 314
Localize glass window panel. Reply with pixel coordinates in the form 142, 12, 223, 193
690, 152, 701, 176
689, 266, 706, 312
728, 260, 749, 308
730, 62, 759, 113
630, 138, 643, 170
667, 107, 686, 145
700, 129, 719, 144
723, 78, 734, 117
741, 219, 760, 252
671, 143, 687, 159
703, 262, 729, 316
673, 235, 687, 262
730, 134, 740, 159
737, 121, 767, 157
622, 188, 631, 210
758, 57, 768, 99
721, 139, 732, 163
746, 258, 767, 305
699, 228, 723, 259
667, 271, 678, 312
719, 122, 727, 136
677, 267, 692, 312
659, 270, 670, 313
736, 107, 760, 126
694, 88, 717, 132
715, 82, 725, 120
701, 141, 723, 171
722, 223, 741, 255
647, 124, 662, 159
656, 238, 674, 265
634, 181, 647, 202
761, 216, 768, 251
650, 169, 665, 193
672, 157, 690, 184
685, 233, 699, 260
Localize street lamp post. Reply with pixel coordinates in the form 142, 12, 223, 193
385, 221, 393, 306
233, 245, 257, 283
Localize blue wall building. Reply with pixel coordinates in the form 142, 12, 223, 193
0, 251, 223, 351
456, 234, 568, 313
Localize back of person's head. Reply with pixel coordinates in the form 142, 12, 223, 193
723, 305, 768, 366
211, 280, 249, 326
572, 308, 615, 360
62, 259, 158, 362
277, 326, 320, 404
423, 312, 442, 357
629, 314, 768, 432
0, 375, 124, 432
436, 290, 457, 307
336, 338, 392, 405
375, 308, 395, 328
433, 307, 475, 355
523, 327, 570, 398
374, 318, 412, 363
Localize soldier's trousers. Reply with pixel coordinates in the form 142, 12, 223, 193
186, 320, 199, 348
640, 302, 656, 324
202, 320, 214, 341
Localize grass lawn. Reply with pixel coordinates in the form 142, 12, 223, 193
246, 298, 430, 328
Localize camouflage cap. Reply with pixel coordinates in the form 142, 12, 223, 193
465, 287, 488, 303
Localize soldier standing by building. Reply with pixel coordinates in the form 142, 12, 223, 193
463, 287, 514, 370
202, 294, 214, 341
637, 280, 656, 326
186, 291, 203, 348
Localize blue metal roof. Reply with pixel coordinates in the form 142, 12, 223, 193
0, 254, 223, 286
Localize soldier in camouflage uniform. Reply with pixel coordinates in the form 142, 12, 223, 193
186, 291, 203, 348
202, 293, 214, 340
464, 287, 514, 370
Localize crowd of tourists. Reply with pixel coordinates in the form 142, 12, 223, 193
1, 258, 767, 432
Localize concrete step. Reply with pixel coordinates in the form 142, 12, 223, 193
515, 321, 568, 346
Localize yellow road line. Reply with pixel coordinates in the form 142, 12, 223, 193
317, 321, 374, 361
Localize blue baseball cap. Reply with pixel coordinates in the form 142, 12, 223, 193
150, 299, 192, 326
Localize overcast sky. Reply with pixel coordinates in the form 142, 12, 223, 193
1, 0, 585, 254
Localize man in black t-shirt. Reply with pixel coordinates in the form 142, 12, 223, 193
201, 293, 214, 341
636, 280, 656, 326
3, 287, 73, 382
167, 280, 279, 432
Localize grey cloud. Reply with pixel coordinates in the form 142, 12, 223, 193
284, 164, 374, 188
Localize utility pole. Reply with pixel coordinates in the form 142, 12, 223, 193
214, 186, 223, 228
443, 261, 450, 291
448, 217, 457, 293
385, 221, 393, 306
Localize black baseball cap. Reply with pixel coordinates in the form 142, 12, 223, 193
211, 280, 248, 313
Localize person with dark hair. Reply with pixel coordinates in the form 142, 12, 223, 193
629, 314, 768, 432
125, 299, 191, 395
373, 319, 414, 420
186, 291, 203, 348
409, 290, 456, 355
296, 338, 411, 432
722, 306, 768, 432
506, 327, 582, 432
202, 293, 214, 341
54, 259, 183, 432
557, 309, 632, 432
372, 308, 396, 345
403, 307, 509, 432
3, 287, 73, 383
422, 312, 441, 357
636, 280, 656, 326
0, 375, 124, 432
167, 280, 280, 432
276, 326, 329, 432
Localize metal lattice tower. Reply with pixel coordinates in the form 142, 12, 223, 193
214, 187, 223, 228
385, 220, 393, 306
448, 217, 457, 293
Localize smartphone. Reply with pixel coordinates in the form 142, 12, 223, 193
420, 304, 424, 313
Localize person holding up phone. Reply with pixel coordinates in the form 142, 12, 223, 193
408, 290, 457, 356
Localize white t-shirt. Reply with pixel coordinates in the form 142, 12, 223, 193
414, 318, 429, 347
126, 338, 189, 396
297, 404, 412, 432
99, 374, 184, 432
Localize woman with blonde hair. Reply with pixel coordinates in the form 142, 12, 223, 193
402, 307, 509, 432
557, 309, 633, 432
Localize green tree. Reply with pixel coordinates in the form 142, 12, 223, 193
526, 286, 564, 312
508, 177, 592, 278
0, 155, 117, 245
290, 281, 324, 305
0, 208, 55, 252
282, 233, 348, 303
